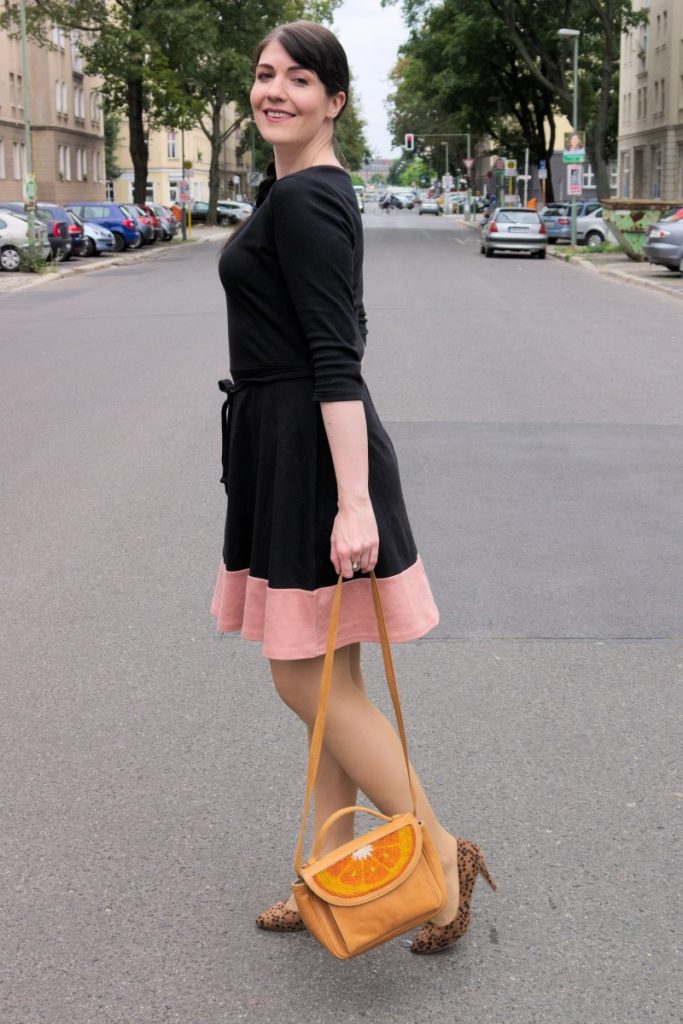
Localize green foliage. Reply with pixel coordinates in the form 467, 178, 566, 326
18, 246, 49, 273
103, 103, 121, 180
384, 0, 645, 200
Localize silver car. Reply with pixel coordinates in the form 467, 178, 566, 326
643, 207, 683, 271
481, 207, 547, 259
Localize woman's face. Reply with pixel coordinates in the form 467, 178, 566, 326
250, 39, 345, 151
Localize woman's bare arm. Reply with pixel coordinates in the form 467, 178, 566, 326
320, 400, 379, 579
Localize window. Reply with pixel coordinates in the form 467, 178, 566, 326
71, 30, 84, 73
680, 74, 683, 109
610, 164, 618, 192
11, 73, 24, 109
660, 78, 666, 114
57, 81, 68, 115
93, 151, 99, 182
637, 88, 642, 119
146, 181, 154, 201
74, 85, 84, 120
12, 141, 25, 180
167, 131, 177, 159
654, 80, 659, 111
76, 147, 86, 181
58, 144, 71, 180
169, 178, 179, 201
105, 180, 114, 201
51, 25, 65, 48
638, 22, 648, 71
643, 86, 647, 118
89, 91, 101, 124
651, 145, 662, 197
0, 140, 5, 179
621, 152, 631, 197
583, 165, 595, 190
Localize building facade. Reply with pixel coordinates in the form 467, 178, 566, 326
0, 27, 105, 204
617, 0, 683, 200
111, 105, 252, 206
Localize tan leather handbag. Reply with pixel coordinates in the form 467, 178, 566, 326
291, 573, 447, 959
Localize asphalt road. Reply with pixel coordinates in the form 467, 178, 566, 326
1, 211, 681, 1024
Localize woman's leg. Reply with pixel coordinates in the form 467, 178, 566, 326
309, 643, 365, 851
270, 644, 459, 926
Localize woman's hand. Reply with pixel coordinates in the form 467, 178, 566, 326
330, 496, 379, 579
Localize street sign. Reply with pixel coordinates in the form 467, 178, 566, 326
177, 179, 191, 203
464, 158, 475, 170
539, 160, 546, 170
442, 173, 453, 190
495, 157, 506, 171
538, 169, 548, 180
567, 163, 583, 196
247, 171, 263, 186
504, 159, 517, 178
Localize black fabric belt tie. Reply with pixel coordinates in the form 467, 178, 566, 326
218, 368, 314, 492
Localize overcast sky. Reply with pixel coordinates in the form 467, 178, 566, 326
332, 0, 409, 159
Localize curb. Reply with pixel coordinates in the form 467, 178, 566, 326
0, 226, 231, 298
549, 248, 683, 302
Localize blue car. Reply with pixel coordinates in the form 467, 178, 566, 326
65, 202, 141, 252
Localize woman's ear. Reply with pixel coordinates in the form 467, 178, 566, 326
328, 91, 346, 120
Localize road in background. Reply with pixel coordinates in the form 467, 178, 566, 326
1, 215, 681, 1023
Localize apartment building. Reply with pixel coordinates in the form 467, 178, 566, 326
617, 0, 683, 200
111, 105, 252, 206
0, 27, 105, 204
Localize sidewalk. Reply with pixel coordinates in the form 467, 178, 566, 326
0, 223, 231, 298
556, 248, 683, 301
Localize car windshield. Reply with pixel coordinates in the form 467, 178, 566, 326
496, 211, 540, 225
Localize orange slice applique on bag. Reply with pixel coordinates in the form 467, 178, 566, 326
313, 824, 417, 899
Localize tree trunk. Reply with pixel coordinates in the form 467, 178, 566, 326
592, 14, 615, 200
127, 76, 148, 206
207, 104, 222, 226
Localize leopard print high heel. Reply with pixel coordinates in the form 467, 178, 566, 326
410, 838, 496, 954
255, 899, 306, 932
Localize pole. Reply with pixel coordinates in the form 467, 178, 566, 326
523, 147, 529, 206
571, 34, 579, 248
180, 129, 187, 241
465, 130, 472, 221
19, 0, 36, 254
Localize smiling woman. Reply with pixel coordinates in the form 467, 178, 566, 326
209, 19, 495, 959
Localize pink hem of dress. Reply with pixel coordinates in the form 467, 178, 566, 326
210, 556, 439, 659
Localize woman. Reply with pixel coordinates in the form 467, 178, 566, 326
211, 20, 495, 954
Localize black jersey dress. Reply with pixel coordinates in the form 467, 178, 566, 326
211, 165, 438, 659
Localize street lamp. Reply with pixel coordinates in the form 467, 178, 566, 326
440, 141, 450, 213
558, 27, 581, 247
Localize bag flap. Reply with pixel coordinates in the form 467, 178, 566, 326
301, 813, 424, 907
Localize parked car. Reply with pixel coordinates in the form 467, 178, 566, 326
643, 206, 683, 271
217, 199, 253, 222
0, 201, 72, 261
541, 200, 608, 246
189, 201, 235, 226
127, 205, 155, 245
65, 209, 115, 256
0, 208, 51, 270
481, 207, 547, 258
65, 202, 141, 252
145, 203, 178, 240
419, 201, 442, 216
137, 204, 164, 242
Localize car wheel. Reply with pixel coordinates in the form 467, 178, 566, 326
0, 245, 21, 272
485, 247, 494, 258
537, 249, 547, 259
480, 244, 485, 254
585, 230, 604, 249
83, 237, 96, 257
111, 233, 126, 253
130, 234, 144, 250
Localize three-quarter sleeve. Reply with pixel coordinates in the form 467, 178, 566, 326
268, 175, 364, 402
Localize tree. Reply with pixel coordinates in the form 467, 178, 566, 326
386, 0, 646, 200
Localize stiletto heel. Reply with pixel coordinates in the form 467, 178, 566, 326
410, 838, 496, 954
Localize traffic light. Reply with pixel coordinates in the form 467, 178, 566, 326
404, 133, 414, 152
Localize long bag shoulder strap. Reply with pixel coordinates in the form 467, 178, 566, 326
294, 572, 418, 876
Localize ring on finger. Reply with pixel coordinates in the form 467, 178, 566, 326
351, 561, 360, 572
